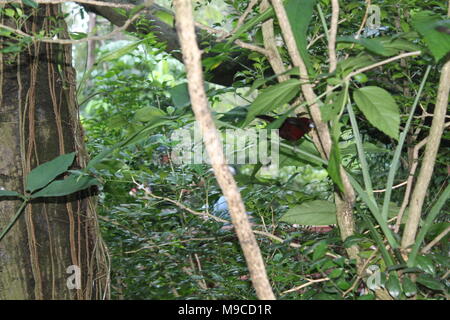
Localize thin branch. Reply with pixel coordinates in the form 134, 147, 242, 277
281, 277, 330, 294
373, 181, 408, 193
421, 225, 450, 254
345, 51, 422, 81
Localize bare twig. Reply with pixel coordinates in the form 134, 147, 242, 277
421, 225, 450, 254
373, 181, 408, 193
344, 51, 422, 81
281, 277, 330, 294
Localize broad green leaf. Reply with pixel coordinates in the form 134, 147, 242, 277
343, 235, 368, 248
353, 86, 400, 140
340, 142, 388, 156
312, 240, 328, 260
70, 32, 88, 40
219, 106, 248, 128
412, 12, 450, 61
169, 83, 191, 109
22, 0, 39, 8
327, 140, 344, 192
385, 274, 401, 299
280, 200, 337, 226
26, 152, 76, 193
0, 190, 23, 198
97, 39, 144, 64
133, 107, 166, 122
226, 7, 274, 46
402, 277, 417, 297
327, 120, 344, 192
244, 79, 301, 126
329, 268, 344, 279
337, 54, 375, 75
415, 255, 436, 275
321, 91, 346, 122
336, 36, 391, 56
285, 0, 316, 75
416, 274, 443, 291
153, 9, 174, 27
30, 175, 99, 198
278, 140, 324, 167
386, 202, 409, 224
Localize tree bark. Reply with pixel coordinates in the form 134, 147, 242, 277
0, 4, 109, 299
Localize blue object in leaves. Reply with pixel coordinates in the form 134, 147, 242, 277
211, 195, 252, 222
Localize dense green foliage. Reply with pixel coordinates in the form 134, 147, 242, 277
0, 0, 448, 301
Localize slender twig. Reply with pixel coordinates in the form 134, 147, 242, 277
345, 51, 422, 81
281, 277, 330, 294
373, 181, 408, 193
421, 226, 450, 253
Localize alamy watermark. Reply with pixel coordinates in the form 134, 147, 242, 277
170, 124, 281, 173
66, 265, 81, 290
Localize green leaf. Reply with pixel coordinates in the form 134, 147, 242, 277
329, 268, 344, 279
280, 200, 337, 226
402, 277, 417, 297
0, 190, 23, 198
321, 91, 346, 122
30, 175, 99, 198
353, 86, 400, 140
97, 39, 144, 64
169, 83, 191, 109
133, 107, 166, 122
26, 152, 76, 193
285, 0, 316, 75
153, 9, 174, 27
416, 274, 443, 291
336, 36, 391, 56
226, 7, 275, 46
312, 240, 328, 260
244, 79, 301, 126
22, 0, 39, 8
69, 32, 88, 40
415, 255, 436, 275
343, 235, 367, 248
385, 273, 401, 299
412, 12, 450, 62
327, 138, 344, 192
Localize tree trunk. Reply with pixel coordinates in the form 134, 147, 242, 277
0, 4, 109, 299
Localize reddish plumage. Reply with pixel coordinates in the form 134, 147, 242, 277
256, 115, 314, 141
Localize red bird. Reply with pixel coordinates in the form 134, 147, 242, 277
256, 115, 314, 141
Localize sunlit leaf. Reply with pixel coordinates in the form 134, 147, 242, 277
353, 86, 400, 139
280, 200, 336, 226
